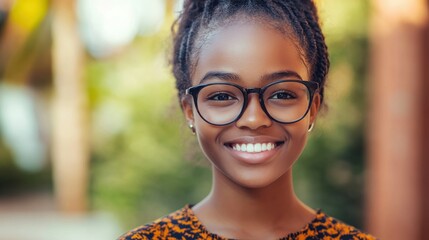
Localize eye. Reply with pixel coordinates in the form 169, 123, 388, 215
207, 92, 236, 101
270, 91, 296, 100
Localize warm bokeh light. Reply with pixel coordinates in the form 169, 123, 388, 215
9, 0, 48, 33
379, 0, 428, 25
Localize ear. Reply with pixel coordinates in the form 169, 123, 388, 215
181, 96, 195, 124
309, 93, 321, 124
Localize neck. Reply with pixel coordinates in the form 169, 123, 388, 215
193, 167, 314, 231
213, 169, 297, 216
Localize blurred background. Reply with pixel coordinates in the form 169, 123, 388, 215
0, 0, 427, 239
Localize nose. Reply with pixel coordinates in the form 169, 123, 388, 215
235, 94, 272, 130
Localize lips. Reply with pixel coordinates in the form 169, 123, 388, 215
224, 136, 285, 164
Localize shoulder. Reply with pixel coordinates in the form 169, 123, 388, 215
295, 211, 377, 240
117, 206, 206, 240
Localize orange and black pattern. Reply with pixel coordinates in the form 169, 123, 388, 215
118, 206, 376, 240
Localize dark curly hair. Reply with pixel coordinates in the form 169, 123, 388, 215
172, 0, 329, 107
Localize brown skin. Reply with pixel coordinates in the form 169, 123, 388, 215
182, 21, 321, 239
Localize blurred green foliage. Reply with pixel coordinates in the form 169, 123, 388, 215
87, 26, 212, 227
0, 137, 52, 195
294, 0, 370, 227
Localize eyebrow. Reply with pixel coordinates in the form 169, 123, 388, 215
199, 71, 240, 84
260, 71, 303, 82
199, 70, 303, 84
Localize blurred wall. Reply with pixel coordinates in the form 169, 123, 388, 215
366, 0, 429, 239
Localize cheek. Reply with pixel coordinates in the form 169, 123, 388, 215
284, 119, 311, 159
193, 114, 222, 158
292, 121, 310, 140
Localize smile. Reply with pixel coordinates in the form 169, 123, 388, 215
231, 142, 277, 153
225, 139, 284, 165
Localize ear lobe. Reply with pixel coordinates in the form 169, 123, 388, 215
181, 97, 194, 123
309, 93, 321, 123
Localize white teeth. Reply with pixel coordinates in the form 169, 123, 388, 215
231, 142, 277, 153
241, 144, 246, 151
236, 144, 241, 151
247, 144, 254, 152
254, 143, 261, 152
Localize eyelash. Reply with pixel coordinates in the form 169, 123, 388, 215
269, 91, 297, 100
207, 92, 236, 101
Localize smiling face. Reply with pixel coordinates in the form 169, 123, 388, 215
182, 20, 320, 189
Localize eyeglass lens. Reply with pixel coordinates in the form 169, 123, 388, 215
196, 81, 312, 125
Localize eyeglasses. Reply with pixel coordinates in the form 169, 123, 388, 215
185, 80, 319, 126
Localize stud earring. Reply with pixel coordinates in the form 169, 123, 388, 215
188, 124, 196, 135
308, 123, 314, 132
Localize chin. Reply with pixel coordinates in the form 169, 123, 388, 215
224, 169, 291, 190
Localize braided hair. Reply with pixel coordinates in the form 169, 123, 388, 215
172, 0, 329, 107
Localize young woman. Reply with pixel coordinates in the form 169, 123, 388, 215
120, 1, 376, 239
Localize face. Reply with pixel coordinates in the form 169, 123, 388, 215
182, 20, 320, 189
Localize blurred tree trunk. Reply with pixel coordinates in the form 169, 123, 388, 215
367, 0, 429, 239
51, 0, 88, 213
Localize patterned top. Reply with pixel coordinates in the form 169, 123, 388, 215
118, 205, 376, 240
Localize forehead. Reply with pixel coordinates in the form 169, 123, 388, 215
192, 20, 309, 85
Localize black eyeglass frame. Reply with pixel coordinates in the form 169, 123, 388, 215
185, 80, 320, 126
